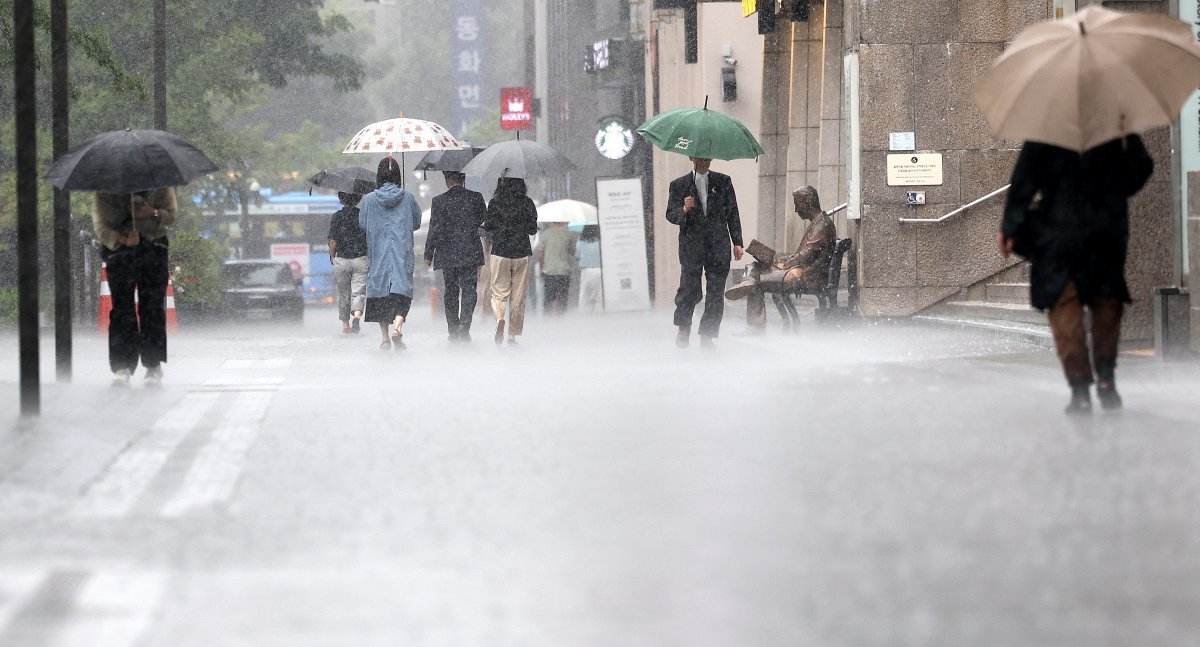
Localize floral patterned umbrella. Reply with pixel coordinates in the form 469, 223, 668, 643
342, 118, 463, 155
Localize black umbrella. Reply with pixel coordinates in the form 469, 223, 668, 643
307, 167, 377, 195
45, 128, 219, 194
414, 144, 487, 173
460, 139, 574, 179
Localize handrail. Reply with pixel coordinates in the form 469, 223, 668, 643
826, 202, 848, 216
897, 184, 1010, 224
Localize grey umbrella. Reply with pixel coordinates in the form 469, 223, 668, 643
45, 129, 218, 194
414, 144, 487, 173
307, 167, 377, 195
460, 140, 575, 179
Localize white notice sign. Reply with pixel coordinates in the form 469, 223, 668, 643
886, 153, 944, 186
888, 132, 915, 151
595, 178, 651, 312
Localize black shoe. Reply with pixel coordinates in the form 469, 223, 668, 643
495, 319, 505, 345
1064, 385, 1092, 415
675, 327, 690, 349
1096, 381, 1122, 411
699, 336, 716, 351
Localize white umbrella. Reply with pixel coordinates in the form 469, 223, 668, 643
972, 7, 1200, 152
342, 118, 463, 155
537, 199, 597, 224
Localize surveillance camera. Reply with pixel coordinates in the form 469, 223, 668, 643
724, 57, 737, 66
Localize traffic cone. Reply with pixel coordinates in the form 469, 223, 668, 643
98, 263, 112, 334
165, 276, 179, 334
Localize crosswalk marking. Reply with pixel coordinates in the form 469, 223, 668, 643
160, 390, 274, 517
221, 359, 292, 369
0, 571, 165, 647
72, 392, 221, 519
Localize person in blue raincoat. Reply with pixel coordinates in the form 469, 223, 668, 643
358, 157, 423, 351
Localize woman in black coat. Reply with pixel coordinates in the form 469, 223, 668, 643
1000, 135, 1153, 414
482, 177, 538, 345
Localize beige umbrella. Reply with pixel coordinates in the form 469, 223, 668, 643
536, 199, 598, 224
972, 6, 1200, 152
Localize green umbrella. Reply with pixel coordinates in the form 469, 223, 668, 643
636, 99, 763, 161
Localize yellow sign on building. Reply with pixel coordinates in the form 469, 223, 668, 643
742, 0, 757, 18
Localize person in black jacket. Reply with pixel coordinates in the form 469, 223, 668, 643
425, 172, 487, 342
482, 177, 539, 345
328, 192, 369, 334
1000, 135, 1154, 414
666, 156, 744, 349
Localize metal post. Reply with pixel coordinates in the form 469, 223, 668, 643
52, 0, 72, 382
152, 0, 167, 129
14, 0, 40, 415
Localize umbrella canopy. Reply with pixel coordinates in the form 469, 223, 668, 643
972, 6, 1200, 152
460, 139, 575, 179
342, 118, 463, 155
414, 144, 487, 172
45, 129, 218, 194
537, 199, 598, 224
307, 167, 376, 194
636, 101, 763, 160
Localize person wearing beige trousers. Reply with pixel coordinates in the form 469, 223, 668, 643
482, 178, 538, 345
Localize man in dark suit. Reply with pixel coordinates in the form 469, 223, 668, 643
666, 156, 744, 349
425, 171, 487, 342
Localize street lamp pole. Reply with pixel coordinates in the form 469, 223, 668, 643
52, 0, 72, 382
152, 0, 167, 129
14, 0, 40, 415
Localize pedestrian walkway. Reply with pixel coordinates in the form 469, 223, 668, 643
0, 311, 1197, 646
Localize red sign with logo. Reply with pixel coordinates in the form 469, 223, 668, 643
500, 87, 533, 131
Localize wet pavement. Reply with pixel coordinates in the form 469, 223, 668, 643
1, 305, 1198, 646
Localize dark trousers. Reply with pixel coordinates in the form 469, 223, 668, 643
1047, 281, 1124, 386
543, 274, 570, 315
442, 265, 479, 335
674, 259, 729, 338
104, 241, 169, 373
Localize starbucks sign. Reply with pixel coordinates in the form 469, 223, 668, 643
595, 117, 635, 160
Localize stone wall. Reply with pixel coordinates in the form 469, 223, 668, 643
848, 0, 1176, 341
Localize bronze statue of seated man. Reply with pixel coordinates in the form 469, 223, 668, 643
725, 185, 836, 331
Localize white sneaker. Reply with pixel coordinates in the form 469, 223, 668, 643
111, 369, 131, 387
145, 366, 163, 387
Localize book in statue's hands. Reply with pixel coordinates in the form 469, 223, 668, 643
745, 239, 777, 265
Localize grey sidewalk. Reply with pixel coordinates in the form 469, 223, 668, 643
0, 311, 1198, 646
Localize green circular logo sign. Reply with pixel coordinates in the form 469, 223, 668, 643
595, 118, 635, 160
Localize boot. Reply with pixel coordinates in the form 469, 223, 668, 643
724, 265, 761, 301
1096, 373, 1122, 411
1064, 383, 1092, 415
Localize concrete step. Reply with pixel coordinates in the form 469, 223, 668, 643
912, 314, 1053, 347
930, 300, 1047, 326
983, 282, 1030, 305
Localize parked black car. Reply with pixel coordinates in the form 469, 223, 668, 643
221, 260, 305, 322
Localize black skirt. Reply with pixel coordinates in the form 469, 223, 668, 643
364, 294, 412, 322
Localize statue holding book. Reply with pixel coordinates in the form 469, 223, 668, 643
724, 186, 837, 331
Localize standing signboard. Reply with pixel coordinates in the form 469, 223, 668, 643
450, 0, 484, 135
500, 87, 533, 131
595, 178, 651, 312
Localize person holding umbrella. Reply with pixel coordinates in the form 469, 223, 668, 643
973, 7, 1200, 413
424, 171, 487, 342
46, 128, 218, 387
328, 191, 369, 334
358, 157, 423, 351
665, 157, 744, 349
637, 99, 760, 349
482, 177, 539, 345
93, 189, 177, 386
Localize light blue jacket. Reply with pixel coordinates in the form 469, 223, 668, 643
358, 183, 422, 298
